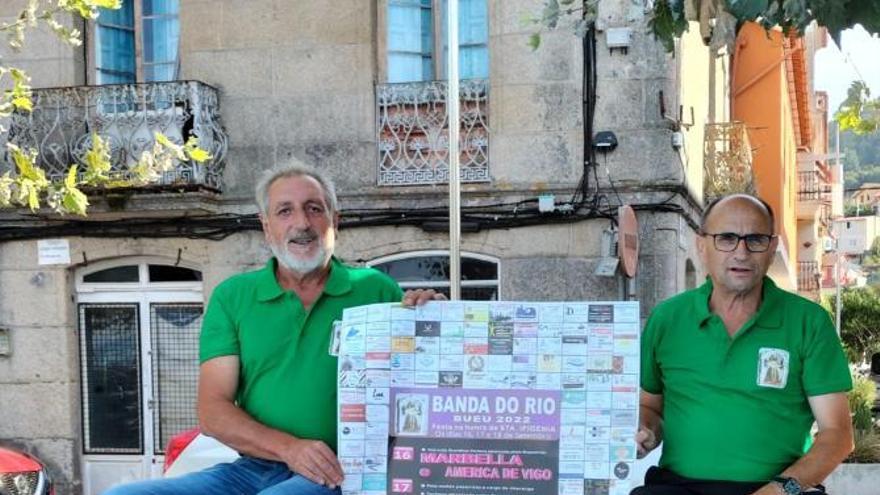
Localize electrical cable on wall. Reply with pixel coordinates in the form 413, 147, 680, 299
0, 189, 700, 242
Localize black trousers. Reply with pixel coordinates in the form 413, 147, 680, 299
629, 467, 827, 495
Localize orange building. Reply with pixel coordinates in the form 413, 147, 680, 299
731, 22, 837, 295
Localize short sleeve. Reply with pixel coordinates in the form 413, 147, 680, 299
801, 307, 852, 397
199, 282, 241, 363
640, 310, 664, 394
383, 276, 404, 302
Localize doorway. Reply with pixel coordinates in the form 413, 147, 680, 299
76, 259, 203, 494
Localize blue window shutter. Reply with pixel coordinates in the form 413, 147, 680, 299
388, 1, 434, 83
95, 0, 136, 84
142, 0, 179, 81
439, 0, 488, 80
459, 0, 488, 79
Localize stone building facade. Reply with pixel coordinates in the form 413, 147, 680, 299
0, 1, 723, 492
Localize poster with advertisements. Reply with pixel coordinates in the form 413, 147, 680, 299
336, 301, 640, 495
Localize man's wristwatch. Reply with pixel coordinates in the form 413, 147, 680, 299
772, 476, 803, 495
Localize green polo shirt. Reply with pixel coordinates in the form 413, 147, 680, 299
641, 277, 851, 482
199, 257, 402, 451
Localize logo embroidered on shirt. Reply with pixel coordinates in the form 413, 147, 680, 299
757, 347, 789, 389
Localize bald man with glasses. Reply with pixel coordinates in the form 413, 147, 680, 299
632, 194, 853, 495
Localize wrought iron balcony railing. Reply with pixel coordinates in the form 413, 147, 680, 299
6, 80, 227, 191
377, 79, 489, 186
797, 170, 832, 201
797, 260, 820, 292
703, 122, 755, 200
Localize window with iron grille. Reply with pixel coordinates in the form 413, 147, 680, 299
379, 0, 490, 186
370, 252, 499, 300
150, 303, 202, 453
79, 303, 143, 454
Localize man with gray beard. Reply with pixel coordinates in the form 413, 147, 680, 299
105, 163, 440, 495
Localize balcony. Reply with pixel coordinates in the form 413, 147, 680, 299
797, 169, 832, 221
797, 260, 820, 292
6, 81, 227, 192
703, 122, 755, 200
376, 79, 489, 186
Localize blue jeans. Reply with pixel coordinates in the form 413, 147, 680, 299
102, 456, 342, 495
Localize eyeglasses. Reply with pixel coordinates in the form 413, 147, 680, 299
702, 232, 775, 253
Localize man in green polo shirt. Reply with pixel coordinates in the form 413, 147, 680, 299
104, 163, 440, 495
633, 194, 853, 495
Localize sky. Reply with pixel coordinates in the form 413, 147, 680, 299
814, 25, 880, 118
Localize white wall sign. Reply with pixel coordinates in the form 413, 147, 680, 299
37, 239, 71, 265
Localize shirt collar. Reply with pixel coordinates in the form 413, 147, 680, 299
256, 257, 352, 302
694, 276, 783, 329
323, 257, 353, 296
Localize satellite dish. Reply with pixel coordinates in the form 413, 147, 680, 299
618, 205, 639, 278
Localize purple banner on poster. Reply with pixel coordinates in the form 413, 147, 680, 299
390, 388, 560, 441
388, 437, 559, 495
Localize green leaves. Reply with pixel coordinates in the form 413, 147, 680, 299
808, 0, 880, 46
9, 68, 33, 111
46, 165, 89, 216
526, 1, 598, 51
528, 1, 878, 54
57, 0, 123, 20
60, 166, 89, 215
81, 134, 112, 185
542, 0, 561, 29
727, 0, 770, 20
155, 132, 187, 161
648, 0, 690, 52
722, 0, 880, 43
151, 133, 212, 165
129, 150, 160, 185
0, 67, 33, 118
0, 0, 125, 216
184, 137, 213, 163
1, 0, 122, 53
1, 0, 38, 50
835, 81, 880, 135
8, 143, 48, 211
129, 133, 212, 186
827, 286, 880, 362
527, 33, 542, 50
0, 131, 210, 214
88, 0, 124, 8
44, 17, 83, 46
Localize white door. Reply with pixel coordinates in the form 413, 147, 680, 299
76, 260, 203, 495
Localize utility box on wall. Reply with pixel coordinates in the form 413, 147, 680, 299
0, 328, 10, 356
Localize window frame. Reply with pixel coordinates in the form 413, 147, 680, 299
77, 256, 203, 294
366, 250, 501, 299
75, 256, 204, 476
88, 0, 180, 85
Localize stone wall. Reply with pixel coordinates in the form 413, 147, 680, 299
0, 241, 80, 494
179, 0, 379, 198
0, 233, 264, 493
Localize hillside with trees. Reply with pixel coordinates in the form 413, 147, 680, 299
837, 120, 880, 191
